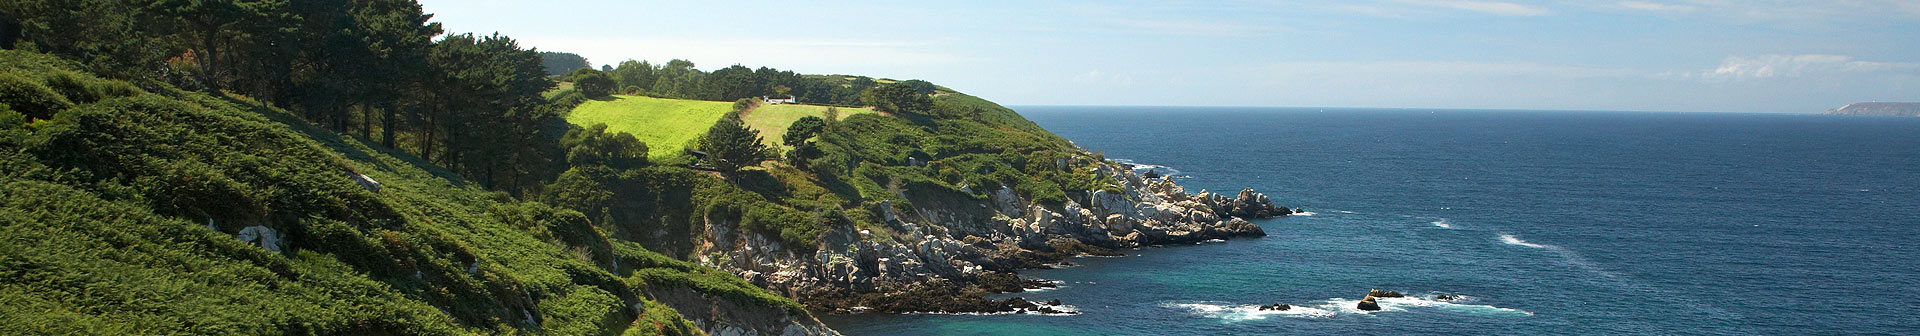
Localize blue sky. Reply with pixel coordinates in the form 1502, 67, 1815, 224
416, 0, 1919, 113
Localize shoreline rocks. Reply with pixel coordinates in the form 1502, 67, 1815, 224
690, 159, 1293, 317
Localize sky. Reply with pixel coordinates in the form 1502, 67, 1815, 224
415, 0, 1920, 113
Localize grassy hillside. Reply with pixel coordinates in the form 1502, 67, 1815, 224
0, 50, 806, 335
741, 104, 874, 150
565, 95, 733, 158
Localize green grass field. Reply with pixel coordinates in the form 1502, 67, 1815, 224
566, 95, 735, 158
743, 104, 875, 150
543, 81, 575, 99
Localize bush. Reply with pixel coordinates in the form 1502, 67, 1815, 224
0, 71, 71, 120
574, 70, 616, 98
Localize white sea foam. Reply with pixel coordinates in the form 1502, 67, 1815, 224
1372, 296, 1534, 317
1337, 210, 1356, 214
1431, 218, 1453, 228
1022, 280, 1067, 292
1291, 211, 1316, 216
902, 302, 1079, 316
1499, 234, 1549, 248
1163, 302, 1338, 321
1165, 296, 1531, 321
1114, 159, 1182, 177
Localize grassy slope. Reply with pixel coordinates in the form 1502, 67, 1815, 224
565, 95, 732, 158
742, 104, 874, 150
0, 50, 806, 335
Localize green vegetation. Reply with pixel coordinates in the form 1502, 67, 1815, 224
862, 83, 935, 114
0, 49, 829, 335
699, 117, 774, 175
571, 69, 617, 99
565, 95, 734, 158
1, 1, 1136, 334
540, 51, 592, 76
745, 104, 874, 150
561, 123, 649, 170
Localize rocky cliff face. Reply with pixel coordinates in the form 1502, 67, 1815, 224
681, 159, 1291, 321
645, 286, 838, 336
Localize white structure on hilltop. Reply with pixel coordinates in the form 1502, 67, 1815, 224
763, 96, 797, 105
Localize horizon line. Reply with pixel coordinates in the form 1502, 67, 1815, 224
1001, 104, 1819, 115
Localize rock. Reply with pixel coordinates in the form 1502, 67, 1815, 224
1356, 296, 1381, 311
1005, 297, 1037, 310
1368, 289, 1405, 298
1258, 304, 1291, 311
235, 225, 282, 252
1434, 294, 1455, 301
350, 173, 381, 192
1046, 299, 1062, 306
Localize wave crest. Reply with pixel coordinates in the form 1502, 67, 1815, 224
1499, 234, 1549, 248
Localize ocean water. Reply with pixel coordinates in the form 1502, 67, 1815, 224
819, 107, 1920, 335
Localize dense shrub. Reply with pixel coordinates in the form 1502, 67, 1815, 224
0, 71, 70, 120
0, 53, 818, 334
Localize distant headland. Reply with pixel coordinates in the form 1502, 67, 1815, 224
1826, 102, 1920, 116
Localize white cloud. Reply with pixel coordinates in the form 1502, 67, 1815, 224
1619, 1, 1695, 12
1668, 0, 1920, 21
1398, 0, 1552, 16
1704, 54, 1920, 80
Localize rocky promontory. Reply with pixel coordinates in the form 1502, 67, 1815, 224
1826, 102, 1920, 116
686, 159, 1291, 316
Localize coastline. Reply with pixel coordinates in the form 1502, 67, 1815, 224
692, 157, 1294, 318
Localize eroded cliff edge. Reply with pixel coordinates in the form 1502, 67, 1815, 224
691, 159, 1292, 315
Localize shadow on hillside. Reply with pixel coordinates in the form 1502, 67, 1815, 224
731, 168, 789, 200
236, 97, 466, 188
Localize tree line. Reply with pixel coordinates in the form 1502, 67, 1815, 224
3, 0, 557, 193
1, 0, 951, 196
587, 59, 936, 107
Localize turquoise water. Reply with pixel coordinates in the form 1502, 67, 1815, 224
820, 107, 1920, 335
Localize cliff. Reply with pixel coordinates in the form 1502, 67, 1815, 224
1826, 102, 1920, 116
599, 92, 1297, 316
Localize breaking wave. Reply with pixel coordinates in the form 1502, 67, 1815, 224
1113, 159, 1181, 177
1164, 295, 1530, 321
1499, 233, 1549, 248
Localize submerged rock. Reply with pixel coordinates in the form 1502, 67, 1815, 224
1258, 304, 1291, 311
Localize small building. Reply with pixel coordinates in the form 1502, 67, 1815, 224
763, 96, 797, 105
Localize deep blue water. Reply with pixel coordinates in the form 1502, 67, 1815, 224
820, 107, 1920, 335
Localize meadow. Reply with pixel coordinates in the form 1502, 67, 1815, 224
565, 95, 734, 158
741, 103, 875, 150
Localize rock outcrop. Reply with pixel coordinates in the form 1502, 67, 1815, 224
1357, 296, 1381, 311
645, 286, 838, 336
685, 159, 1293, 318
1826, 102, 1920, 116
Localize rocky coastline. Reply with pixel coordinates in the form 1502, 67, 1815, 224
683, 158, 1294, 321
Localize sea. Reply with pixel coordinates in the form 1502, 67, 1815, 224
819, 106, 1920, 335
